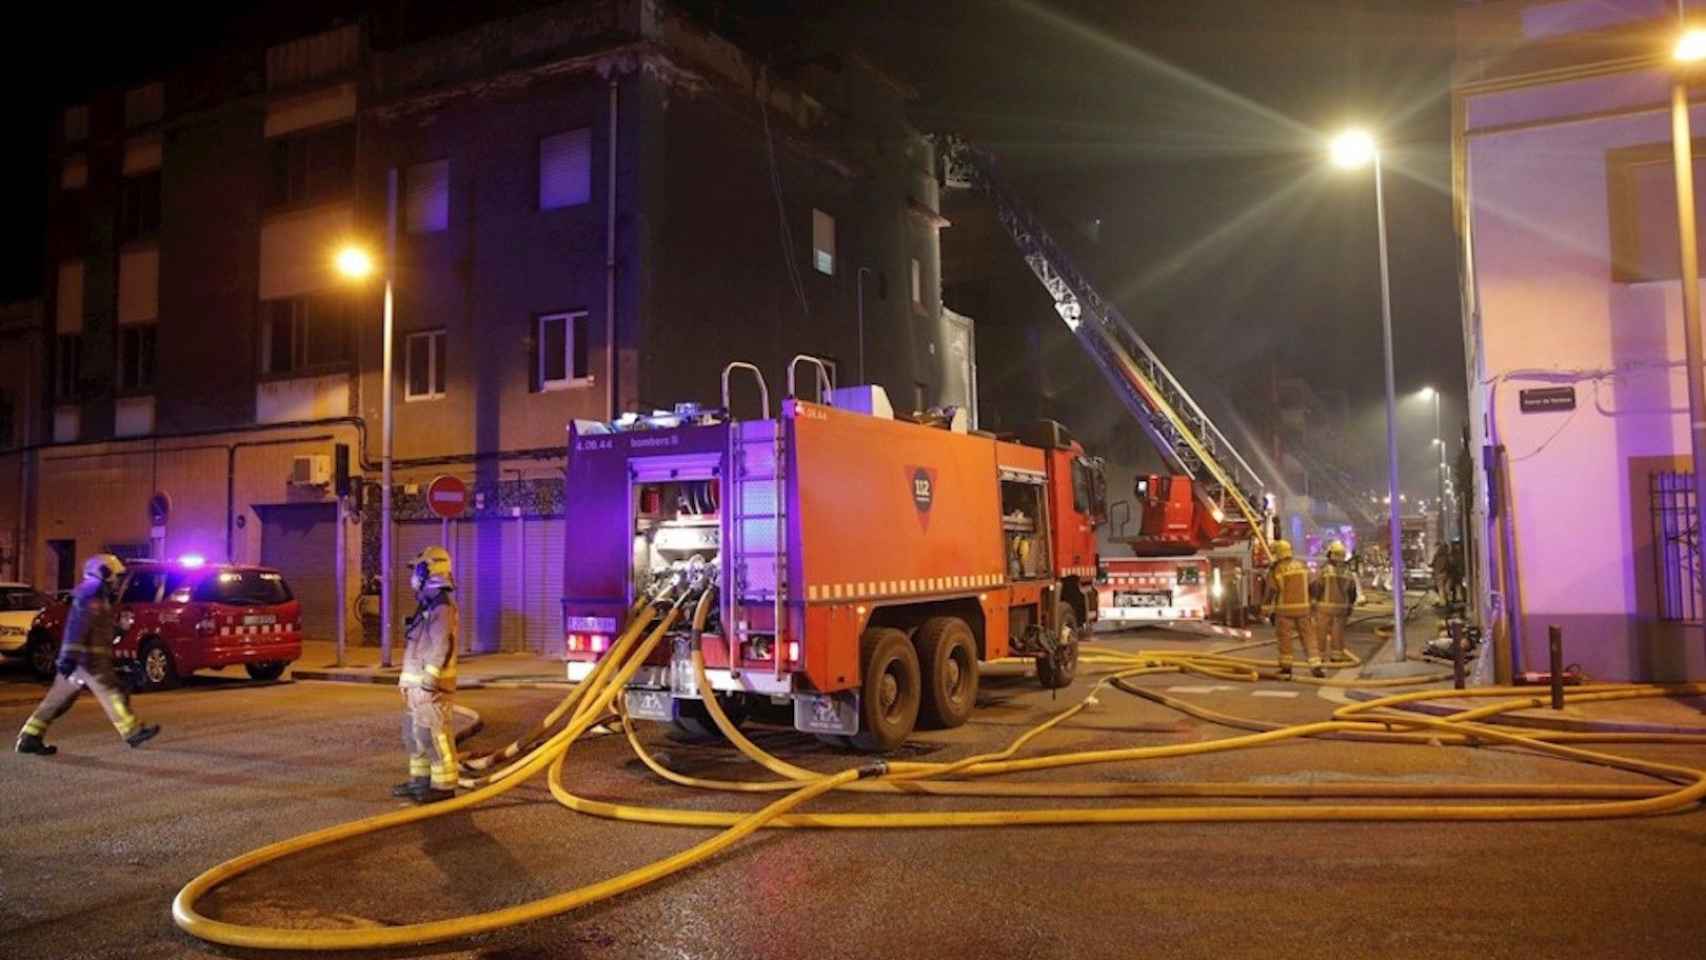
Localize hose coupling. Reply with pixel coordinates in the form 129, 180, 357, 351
856, 761, 889, 779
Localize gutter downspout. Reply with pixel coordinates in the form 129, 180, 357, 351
606, 79, 619, 420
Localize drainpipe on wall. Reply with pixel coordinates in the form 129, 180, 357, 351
606, 79, 619, 420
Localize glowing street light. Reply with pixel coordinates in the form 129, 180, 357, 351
330, 172, 400, 668
334, 245, 375, 279
1328, 128, 1376, 170
1330, 125, 1410, 661
1677, 28, 1706, 63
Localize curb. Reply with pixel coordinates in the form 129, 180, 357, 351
292, 669, 489, 690
1342, 688, 1706, 735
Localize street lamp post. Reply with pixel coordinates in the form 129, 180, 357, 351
1330, 128, 1408, 661
1672, 28, 1706, 616
334, 168, 399, 668
379, 170, 398, 668
856, 266, 873, 384
1422, 386, 1446, 547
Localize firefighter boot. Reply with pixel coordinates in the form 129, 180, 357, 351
125, 724, 160, 748
391, 777, 429, 798
15, 733, 57, 756
1276, 664, 1293, 680
412, 786, 456, 805
1309, 659, 1326, 679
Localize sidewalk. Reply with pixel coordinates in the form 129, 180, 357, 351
288, 639, 568, 688
1344, 685, 1706, 734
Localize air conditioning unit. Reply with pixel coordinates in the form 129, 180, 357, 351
289, 454, 331, 486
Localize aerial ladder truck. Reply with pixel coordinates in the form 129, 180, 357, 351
937, 137, 1273, 631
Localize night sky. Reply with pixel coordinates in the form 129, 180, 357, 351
4, 0, 1462, 495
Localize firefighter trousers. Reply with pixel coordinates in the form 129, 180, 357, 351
1317, 613, 1348, 659
402, 687, 457, 791
21, 665, 141, 741
1274, 615, 1321, 667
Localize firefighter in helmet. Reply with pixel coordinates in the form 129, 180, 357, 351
1311, 539, 1359, 663
393, 545, 460, 803
1260, 539, 1323, 679
15, 554, 160, 755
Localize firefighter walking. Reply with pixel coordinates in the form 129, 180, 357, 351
15, 554, 160, 755
1311, 539, 1358, 663
1262, 539, 1323, 679
393, 546, 460, 804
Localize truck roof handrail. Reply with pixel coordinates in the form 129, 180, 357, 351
786, 355, 835, 404
720, 362, 771, 420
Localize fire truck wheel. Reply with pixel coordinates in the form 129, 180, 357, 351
1037, 603, 1080, 689
851, 628, 920, 752
668, 696, 749, 741
916, 617, 978, 729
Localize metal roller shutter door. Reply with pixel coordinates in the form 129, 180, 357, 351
258, 502, 338, 640
522, 517, 567, 656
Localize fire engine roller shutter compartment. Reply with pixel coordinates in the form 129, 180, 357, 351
791, 400, 1005, 692
257, 502, 338, 640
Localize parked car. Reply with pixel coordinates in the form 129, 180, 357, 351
33, 559, 304, 691
0, 583, 58, 680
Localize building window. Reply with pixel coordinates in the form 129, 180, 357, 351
118, 324, 158, 392
535, 311, 590, 391
60, 157, 88, 191
64, 105, 89, 142
260, 295, 351, 375
911, 257, 922, 305
267, 124, 355, 208
812, 209, 835, 275
120, 172, 162, 243
539, 128, 591, 210
125, 83, 164, 128
55, 335, 82, 401
1608, 141, 1706, 282
405, 330, 447, 400
404, 159, 449, 233
0, 391, 14, 448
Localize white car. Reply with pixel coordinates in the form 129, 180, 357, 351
0, 583, 56, 679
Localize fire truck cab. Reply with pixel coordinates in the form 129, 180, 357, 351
562, 365, 1104, 752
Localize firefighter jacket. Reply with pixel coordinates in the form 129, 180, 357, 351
1262, 557, 1313, 618
1311, 560, 1358, 616
56, 578, 117, 675
400, 589, 458, 693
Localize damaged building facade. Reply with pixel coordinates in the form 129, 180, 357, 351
20, 0, 968, 652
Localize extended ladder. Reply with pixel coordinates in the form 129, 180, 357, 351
939, 137, 1270, 553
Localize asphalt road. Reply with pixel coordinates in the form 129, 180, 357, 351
2, 625, 1704, 960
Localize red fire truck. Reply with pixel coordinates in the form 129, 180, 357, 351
562, 363, 1105, 751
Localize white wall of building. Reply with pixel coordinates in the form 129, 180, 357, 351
1463, 68, 1706, 679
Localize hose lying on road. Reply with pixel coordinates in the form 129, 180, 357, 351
173, 578, 1706, 951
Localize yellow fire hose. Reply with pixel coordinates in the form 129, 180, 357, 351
174, 589, 1706, 951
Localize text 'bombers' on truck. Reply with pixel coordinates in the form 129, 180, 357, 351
561, 359, 1106, 752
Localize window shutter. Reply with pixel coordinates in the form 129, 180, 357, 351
118, 248, 159, 325
539, 128, 591, 210
404, 159, 450, 233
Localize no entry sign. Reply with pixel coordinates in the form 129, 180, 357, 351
426, 475, 468, 520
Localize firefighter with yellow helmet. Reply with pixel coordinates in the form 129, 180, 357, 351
1311, 540, 1358, 663
15, 554, 160, 755
1261, 539, 1323, 679
393, 545, 460, 804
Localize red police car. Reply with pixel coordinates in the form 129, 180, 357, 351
33, 557, 304, 691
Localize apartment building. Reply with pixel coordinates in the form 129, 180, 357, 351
25, 0, 966, 652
